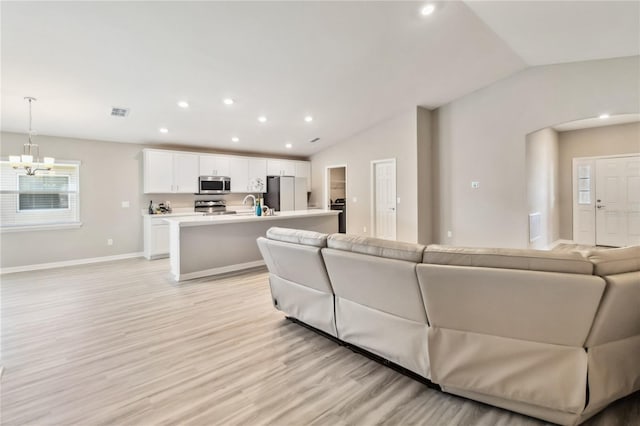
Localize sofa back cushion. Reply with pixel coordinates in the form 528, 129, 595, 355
322, 248, 427, 323
586, 246, 640, 276
327, 234, 425, 263
257, 237, 333, 294
416, 264, 605, 346
266, 227, 328, 248
424, 245, 593, 275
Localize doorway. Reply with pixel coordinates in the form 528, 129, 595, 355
325, 165, 347, 233
371, 159, 397, 240
573, 154, 640, 246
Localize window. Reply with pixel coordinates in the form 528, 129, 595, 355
1, 161, 81, 230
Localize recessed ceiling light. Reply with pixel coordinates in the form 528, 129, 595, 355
285, 143, 292, 149
177, 101, 189, 108
223, 98, 234, 105
421, 4, 435, 16
159, 127, 169, 133
231, 137, 239, 143
304, 116, 313, 123
258, 116, 267, 123
599, 113, 610, 119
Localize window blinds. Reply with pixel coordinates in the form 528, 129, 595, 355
0, 161, 80, 229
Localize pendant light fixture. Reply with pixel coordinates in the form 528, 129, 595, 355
9, 97, 54, 175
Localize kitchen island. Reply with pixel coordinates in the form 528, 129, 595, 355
164, 210, 339, 282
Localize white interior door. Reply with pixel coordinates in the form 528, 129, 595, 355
573, 159, 596, 245
372, 159, 397, 240
595, 156, 640, 247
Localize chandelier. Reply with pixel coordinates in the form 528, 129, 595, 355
9, 97, 54, 176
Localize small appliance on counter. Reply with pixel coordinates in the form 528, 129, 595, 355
148, 200, 172, 214
264, 176, 308, 212
194, 200, 236, 215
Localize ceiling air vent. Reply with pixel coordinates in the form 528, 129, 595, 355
309, 137, 320, 143
110, 107, 130, 117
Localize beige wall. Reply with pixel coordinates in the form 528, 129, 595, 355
433, 56, 639, 248
329, 167, 346, 201
310, 108, 420, 243
558, 122, 640, 240
1, 132, 146, 268
525, 128, 559, 249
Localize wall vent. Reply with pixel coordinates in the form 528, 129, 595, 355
309, 137, 320, 143
529, 212, 542, 242
110, 107, 130, 117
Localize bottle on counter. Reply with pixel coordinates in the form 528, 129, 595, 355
148, 200, 154, 215
255, 197, 262, 216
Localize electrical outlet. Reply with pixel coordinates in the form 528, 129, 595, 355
352, 196, 358, 203
397, 197, 401, 204
363, 226, 367, 233
121, 201, 130, 208
447, 230, 452, 238
471, 181, 480, 189
107, 239, 113, 246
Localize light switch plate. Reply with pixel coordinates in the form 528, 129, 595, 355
352, 197, 358, 203
121, 201, 130, 208
471, 181, 480, 189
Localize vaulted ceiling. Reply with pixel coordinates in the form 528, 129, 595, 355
1, 1, 638, 156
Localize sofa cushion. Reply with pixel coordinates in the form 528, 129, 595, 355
327, 234, 425, 263
266, 227, 328, 248
424, 245, 593, 275
587, 246, 640, 276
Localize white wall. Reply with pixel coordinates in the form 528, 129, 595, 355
433, 56, 640, 248
310, 108, 419, 242
526, 128, 559, 249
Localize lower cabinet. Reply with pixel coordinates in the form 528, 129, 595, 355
143, 214, 202, 259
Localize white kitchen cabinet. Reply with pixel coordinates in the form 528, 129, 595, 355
143, 213, 202, 259
173, 153, 199, 193
248, 158, 267, 192
295, 161, 311, 192
199, 154, 230, 176
229, 157, 249, 192
144, 150, 198, 194
144, 150, 174, 193
267, 159, 296, 176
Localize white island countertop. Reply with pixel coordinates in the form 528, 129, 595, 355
164, 209, 339, 227
166, 209, 339, 281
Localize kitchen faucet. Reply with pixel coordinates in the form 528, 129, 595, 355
242, 194, 256, 208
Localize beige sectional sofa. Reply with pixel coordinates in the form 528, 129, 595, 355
256, 227, 640, 425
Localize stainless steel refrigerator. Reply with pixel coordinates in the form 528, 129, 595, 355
265, 176, 308, 211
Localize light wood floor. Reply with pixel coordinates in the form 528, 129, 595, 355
1, 258, 638, 425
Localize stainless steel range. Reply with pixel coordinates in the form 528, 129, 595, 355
194, 200, 236, 215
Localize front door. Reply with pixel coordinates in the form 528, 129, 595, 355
595, 156, 640, 246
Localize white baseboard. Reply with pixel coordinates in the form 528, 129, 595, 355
548, 239, 575, 250
174, 260, 265, 282
0, 252, 144, 275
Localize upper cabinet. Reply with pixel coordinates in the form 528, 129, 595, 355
199, 154, 230, 176
144, 149, 309, 194
295, 161, 311, 192
144, 149, 198, 194
267, 159, 296, 176
247, 158, 267, 192
228, 157, 249, 192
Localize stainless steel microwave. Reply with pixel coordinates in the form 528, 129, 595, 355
199, 176, 231, 194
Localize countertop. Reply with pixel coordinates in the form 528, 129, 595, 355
164, 209, 339, 227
